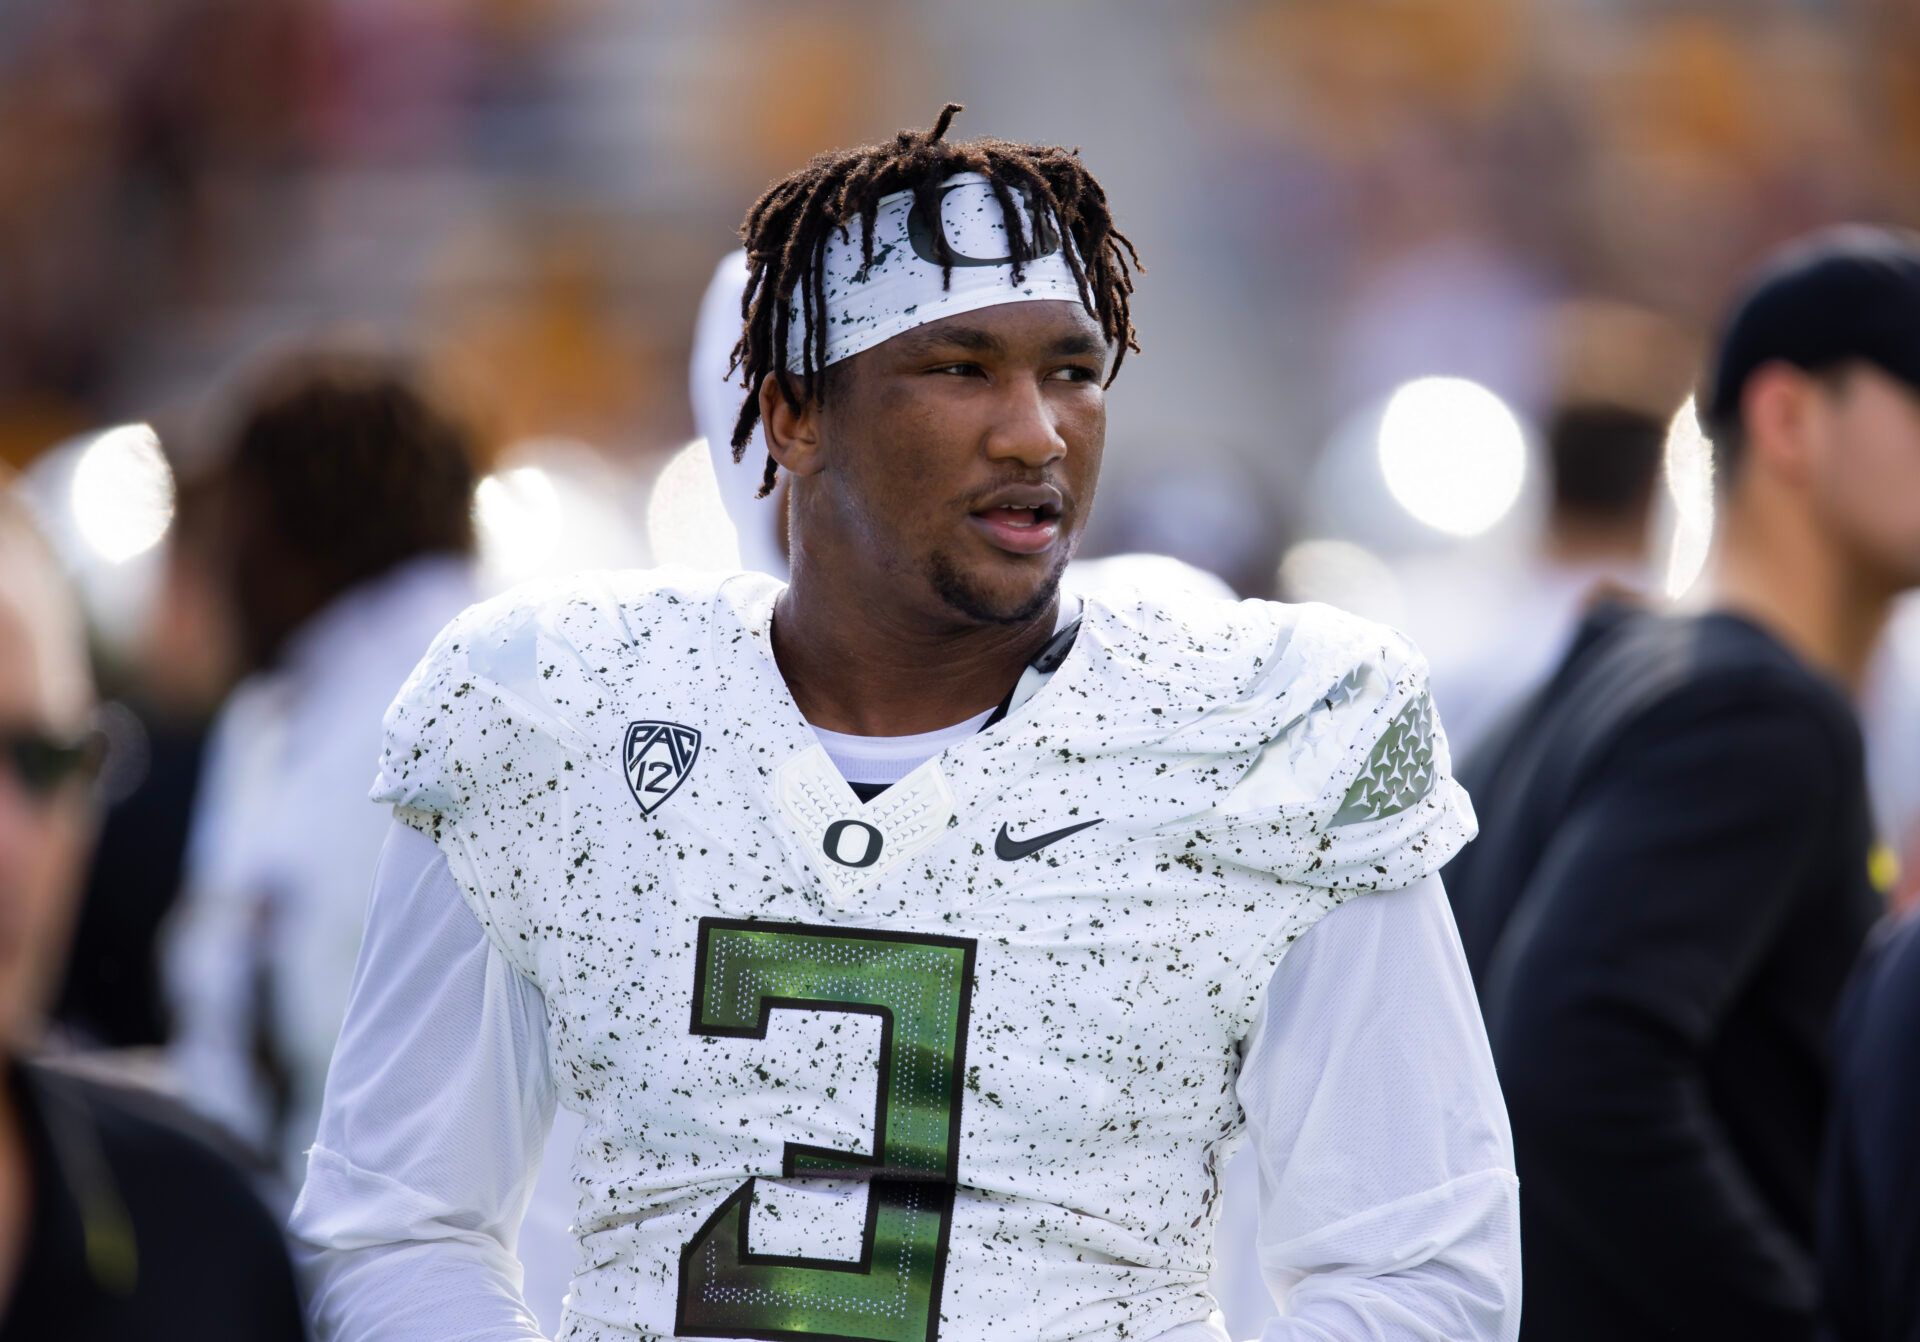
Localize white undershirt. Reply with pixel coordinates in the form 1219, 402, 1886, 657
806, 597, 1070, 788
290, 818, 1517, 1342
810, 709, 995, 788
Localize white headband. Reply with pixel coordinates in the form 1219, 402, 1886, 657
784, 172, 1090, 372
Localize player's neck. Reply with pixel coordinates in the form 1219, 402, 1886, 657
1707, 501, 1893, 693
770, 579, 1059, 737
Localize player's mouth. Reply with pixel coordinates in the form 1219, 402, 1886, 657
967, 485, 1064, 556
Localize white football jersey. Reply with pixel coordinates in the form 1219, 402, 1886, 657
371, 568, 1474, 1342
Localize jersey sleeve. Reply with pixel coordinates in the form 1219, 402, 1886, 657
1207, 604, 1478, 896
1237, 875, 1519, 1339
290, 822, 554, 1342
368, 611, 472, 832
369, 583, 593, 980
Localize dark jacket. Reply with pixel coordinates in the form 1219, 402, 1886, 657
1444, 605, 1882, 1342
1, 1059, 306, 1341
1821, 912, 1920, 1342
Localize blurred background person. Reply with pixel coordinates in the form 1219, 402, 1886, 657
1411, 300, 1696, 756
162, 344, 481, 1178
158, 343, 584, 1333
1822, 909, 1920, 1342
1421, 396, 1666, 753
1444, 226, 1920, 1342
44, 527, 229, 1051
0, 483, 306, 1340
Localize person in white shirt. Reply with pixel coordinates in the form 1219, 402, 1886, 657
164, 345, 480, 1178
167, 347, 587, 1332
293, 106, 1519, 1342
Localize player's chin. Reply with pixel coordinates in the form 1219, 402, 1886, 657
927, 545, 1068, 626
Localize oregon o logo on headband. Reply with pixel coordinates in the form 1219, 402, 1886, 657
787, 173, 1088, 371
906, 183, 1062, 269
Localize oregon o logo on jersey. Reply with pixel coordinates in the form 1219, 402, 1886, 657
821, 819, 884, 869
677, 919, 977, 1342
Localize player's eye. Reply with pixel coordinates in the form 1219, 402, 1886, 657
1047, 365, 1098, 383
928, 362, 985, 377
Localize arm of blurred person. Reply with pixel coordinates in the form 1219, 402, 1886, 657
162, 679, 284, 1151
289, 821, 555, 1342
1239, 875, 1520, 1341
1820, 913, 1920, 1342
1483, 684, 1847, 1337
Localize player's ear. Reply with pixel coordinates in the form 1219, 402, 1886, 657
760, 373, 826, 479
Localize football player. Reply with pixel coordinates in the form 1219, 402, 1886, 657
291, 106, 1519, 1341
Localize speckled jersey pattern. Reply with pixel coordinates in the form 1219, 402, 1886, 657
371, 569, 1475, 1342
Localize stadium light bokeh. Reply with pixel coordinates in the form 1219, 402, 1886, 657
475, 465, 566, 583
476, 441, 696, 591
1663, 396, 1716, 599
1377, 377, 1527, 540
69, 423, 174, 564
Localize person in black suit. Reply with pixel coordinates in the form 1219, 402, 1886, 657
1821, 909, 1920, 1342
1444, 227, 1920, 1341
0, 486, 306, 1340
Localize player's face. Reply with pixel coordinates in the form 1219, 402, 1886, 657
1810, 364, 1920, 592
0, 583, 94, 1048
815, 300, 1108, 624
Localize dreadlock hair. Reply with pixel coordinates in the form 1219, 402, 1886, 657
728, 103, 1142, 497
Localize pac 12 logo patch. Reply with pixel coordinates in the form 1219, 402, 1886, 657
623, 721, 701, 816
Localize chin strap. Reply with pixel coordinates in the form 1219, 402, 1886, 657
982, 595, 1084, 730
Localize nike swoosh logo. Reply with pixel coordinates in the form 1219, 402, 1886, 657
995, 818, 1104, 861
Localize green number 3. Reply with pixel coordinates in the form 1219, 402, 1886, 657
676, 919, 977, 1342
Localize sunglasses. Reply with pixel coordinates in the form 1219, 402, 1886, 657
2, 728, 105, 802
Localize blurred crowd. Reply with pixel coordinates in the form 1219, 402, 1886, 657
1, 1, 1919, 1340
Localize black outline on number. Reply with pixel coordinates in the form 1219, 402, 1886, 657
676, 917, 977, 1342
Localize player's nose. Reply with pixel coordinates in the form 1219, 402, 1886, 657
981, 375, 1068, 470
